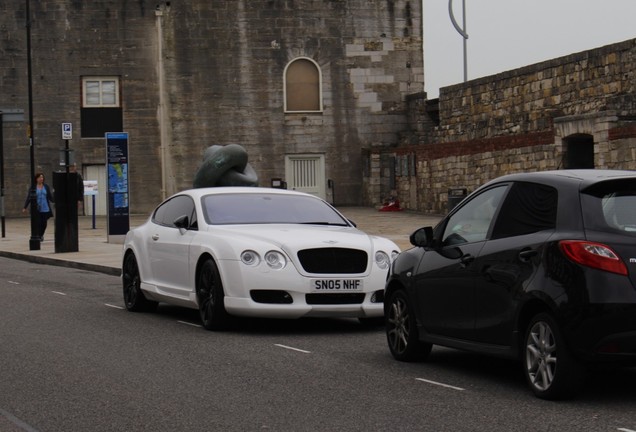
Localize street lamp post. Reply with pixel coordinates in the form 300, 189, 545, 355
25, 0, 40, 250
448, 0, 469, 82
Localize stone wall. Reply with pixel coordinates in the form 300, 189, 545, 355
0, 0, 423, 215
372, 38, 636, 214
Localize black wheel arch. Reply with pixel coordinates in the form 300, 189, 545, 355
515, 296, 560, 357
195, 252, 225, 297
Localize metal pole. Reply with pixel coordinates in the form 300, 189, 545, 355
0, 111, 5, 238
26, 0, 40, 250
462, 0, 467, 82
448, 0, 469, 82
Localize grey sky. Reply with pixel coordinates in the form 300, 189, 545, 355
424, 0, 636, 98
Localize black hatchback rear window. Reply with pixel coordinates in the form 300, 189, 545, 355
581, 179, 636, 234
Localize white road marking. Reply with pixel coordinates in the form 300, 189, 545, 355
178, 321, 202, 328
275, 344, 311, 354
0, 408, 40, 432
618, 428, 636, 432
105, 304, 124, 310
416, 378, 465, 391
51, 291, 67, 296
8, 281, 20, 284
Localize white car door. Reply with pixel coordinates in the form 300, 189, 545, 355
147, 195, 198, 298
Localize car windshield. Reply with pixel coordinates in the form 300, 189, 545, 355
201, 193, 351, 226
582, 179, 636, 234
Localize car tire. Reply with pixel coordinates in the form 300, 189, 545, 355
122, 252, 158, 312
523, 312, 585, 400
196, 259, 231, 331
385, 289, 432, 361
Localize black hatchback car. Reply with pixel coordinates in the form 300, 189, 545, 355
384, 170, 636, 399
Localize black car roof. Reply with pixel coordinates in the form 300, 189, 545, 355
483, 169, 636, 189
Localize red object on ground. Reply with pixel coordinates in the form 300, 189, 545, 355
379, 199, 402, 212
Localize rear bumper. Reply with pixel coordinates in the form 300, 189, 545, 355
565, 304, 636, 364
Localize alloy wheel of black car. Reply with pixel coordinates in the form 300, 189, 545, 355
196, 259, 231, 331
524, 313, 585, 400
122, 253, 158, 312
385, 290, 432, 361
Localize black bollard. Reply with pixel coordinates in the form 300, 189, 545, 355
53, 171, 79, 253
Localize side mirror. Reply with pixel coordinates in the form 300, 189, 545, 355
173, 214, 190, 231
410, 226, 434, 247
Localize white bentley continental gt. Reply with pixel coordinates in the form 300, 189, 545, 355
122, 187, 400, 330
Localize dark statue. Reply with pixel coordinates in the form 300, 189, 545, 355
193, 144, 259, 188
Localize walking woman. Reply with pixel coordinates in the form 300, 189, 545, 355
22, 172, 55, 241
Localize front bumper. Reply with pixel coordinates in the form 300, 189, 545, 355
218, 259, 387, 319
225, 293, 384, 318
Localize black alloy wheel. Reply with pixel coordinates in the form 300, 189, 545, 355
196, 259, 231, 330
524, 312, 585, 400
122, 253, 158, 312
385, 289, 432, 361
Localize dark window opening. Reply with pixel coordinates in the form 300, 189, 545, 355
81, 108, 123, 138
564, 134, 594, 169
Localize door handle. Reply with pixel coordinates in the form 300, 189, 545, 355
460, 253, 474, 267
152, 234, 159, 241
519, 249, 537, 262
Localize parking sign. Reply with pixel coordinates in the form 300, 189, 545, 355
62, 122, 72, 140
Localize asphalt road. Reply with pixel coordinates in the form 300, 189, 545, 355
1, 257, 635, 432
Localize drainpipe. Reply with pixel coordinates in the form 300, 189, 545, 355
156, 6, 168, 200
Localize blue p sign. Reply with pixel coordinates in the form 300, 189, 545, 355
62, 122, 72, 140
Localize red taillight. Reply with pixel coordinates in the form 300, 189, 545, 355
559, 240, 628, 276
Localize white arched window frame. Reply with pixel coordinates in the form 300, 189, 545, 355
283, 57, 323, 113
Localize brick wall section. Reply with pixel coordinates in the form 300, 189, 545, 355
373, 38, 636, 214
609, 125, 636, 140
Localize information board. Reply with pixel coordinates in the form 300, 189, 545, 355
105, 132, 130, 242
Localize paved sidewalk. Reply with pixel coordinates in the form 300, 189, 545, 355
0, 208, 441, 276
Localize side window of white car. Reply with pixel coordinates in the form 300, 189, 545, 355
152, 195, 196, 229
442, 185, 508, 246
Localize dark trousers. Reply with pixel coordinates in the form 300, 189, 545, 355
38, 212, 50, 238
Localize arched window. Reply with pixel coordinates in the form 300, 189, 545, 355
284, 58, 322, 112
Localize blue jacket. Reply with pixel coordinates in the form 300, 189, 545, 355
23, 183, 55, 217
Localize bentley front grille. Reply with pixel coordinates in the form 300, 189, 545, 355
297, 248, 368, 274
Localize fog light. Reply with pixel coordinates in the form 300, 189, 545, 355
370, 290, 385, 303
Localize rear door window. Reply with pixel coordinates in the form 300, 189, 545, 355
491, 182, 557, 239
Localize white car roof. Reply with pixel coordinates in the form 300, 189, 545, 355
175, 186, 316, 200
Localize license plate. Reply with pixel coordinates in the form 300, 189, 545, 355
311, 279, 363, 291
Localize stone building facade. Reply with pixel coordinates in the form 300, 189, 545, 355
369, 38, 636, 214
3, 2, 635, 220
0, 0, 423, 216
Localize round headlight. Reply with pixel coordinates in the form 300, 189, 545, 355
264, 251, 286, 270
375, 251, 391, 270
241, 250, 261, 266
